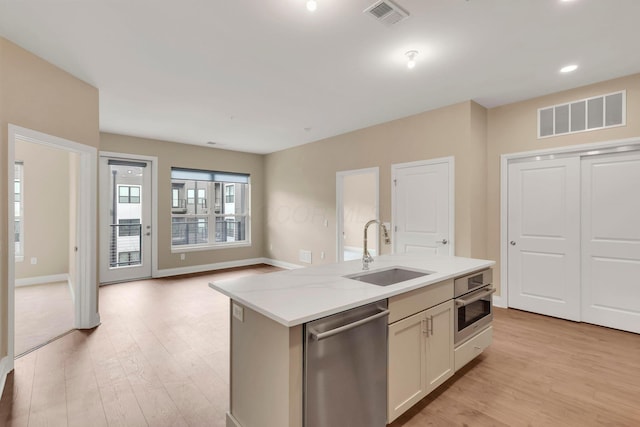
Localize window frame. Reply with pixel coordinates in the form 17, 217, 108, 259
170, 169, 251, 252
118, 185, 141, 204
14, 162, 24, 262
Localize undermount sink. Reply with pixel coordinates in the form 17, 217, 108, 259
345, 267, 433, 286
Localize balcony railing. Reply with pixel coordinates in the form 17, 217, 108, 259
109, 223, 142, 268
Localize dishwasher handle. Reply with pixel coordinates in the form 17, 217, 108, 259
310, 309, 389, 341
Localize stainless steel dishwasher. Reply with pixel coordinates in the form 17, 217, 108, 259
304, 300, 388, 427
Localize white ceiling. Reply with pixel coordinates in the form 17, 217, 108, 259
1, 0, 639, 154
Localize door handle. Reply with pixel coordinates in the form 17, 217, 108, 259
436, 239, 448, 245
510, 241, 516, 246
145, 232, 151, 236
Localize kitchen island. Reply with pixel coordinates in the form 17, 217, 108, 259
209, 253, 494, 427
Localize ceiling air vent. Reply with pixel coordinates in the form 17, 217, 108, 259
364, 0, 409, 26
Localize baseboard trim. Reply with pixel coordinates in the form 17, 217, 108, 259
15, 273, 70, 287
0, 356, 12, 399
493, 295, 507, 308
263, 258, 304, 270
226, 412, 242, 427
153, 257, 305, 279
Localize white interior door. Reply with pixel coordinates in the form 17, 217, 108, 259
99, 157, 152, 283
581, 152, 640, 333
393, 159, 452, 255
507, 158, 581, 321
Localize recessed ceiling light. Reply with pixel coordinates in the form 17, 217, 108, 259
560, 64, 578, 73
206, 141, 217, 145
306, 0, 317, 12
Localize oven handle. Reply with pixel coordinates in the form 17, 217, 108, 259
455, 287, 496, 307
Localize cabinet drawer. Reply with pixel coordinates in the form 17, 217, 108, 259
454, 325, 492, 372
388, 279, 453, 324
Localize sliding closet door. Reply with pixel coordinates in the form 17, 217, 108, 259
507, 158, 581, 321
581, 152, 640, 333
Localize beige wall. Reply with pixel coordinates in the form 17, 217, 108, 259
343, 172, 376, 249
99, 133, 266, 271
265, 101, 489, 266
14, 140, 70, 279
0, 37, 99, 358
487, 73, 640, 295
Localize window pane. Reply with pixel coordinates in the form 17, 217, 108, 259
172, 189, 180, 208
118, 219, 141, 237
119, 186, 129, 203
215, 216, 247, 243
130, 187, 140, 197
172, 217, 208, 246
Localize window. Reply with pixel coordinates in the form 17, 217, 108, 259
14, 162, 24, 260
118, 251, 140, 266
225, 185, 235, 203
119, 185, 141, 203
172, 188, 180, 208
171, 168, 250, 249
118, 219, 141, 237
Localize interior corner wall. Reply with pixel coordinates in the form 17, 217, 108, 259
0, 36, 99, 359
264, 101, 487, 266
486, 72, 640, 296
99, 133, 266, 271
14, 140, 71, 279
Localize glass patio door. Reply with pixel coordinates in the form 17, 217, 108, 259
99, 156, 152, 283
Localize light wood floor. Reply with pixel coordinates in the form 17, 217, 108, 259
0, 264, 280, 427
390, 308, 640, 427
2, 266, 639, 426
14, 281, 75, 356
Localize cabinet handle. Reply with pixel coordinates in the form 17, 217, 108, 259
421, 318, 427, 335
428, 316, 434, 336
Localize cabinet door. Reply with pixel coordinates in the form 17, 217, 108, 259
425, 300, 454, 393
387, 311, 427, 423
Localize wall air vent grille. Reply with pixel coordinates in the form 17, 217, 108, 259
538, 90, 626, 139
364, 0, 409, 26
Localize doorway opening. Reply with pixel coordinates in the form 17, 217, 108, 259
7, 125, 99, 366
336, 168, 379, 262
99, 153, 156, 284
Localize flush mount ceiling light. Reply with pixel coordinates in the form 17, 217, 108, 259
306, 0, 317, 12
560, 64, 578, 73
405, 50, 418, 69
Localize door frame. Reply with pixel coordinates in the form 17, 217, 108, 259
499, 136, 640, 309
336, 167, 379, 262
7, 124, 99, 368
391, 157, 455, 256
99, 151, 158, 281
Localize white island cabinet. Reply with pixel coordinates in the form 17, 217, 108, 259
209, 254, 494, 427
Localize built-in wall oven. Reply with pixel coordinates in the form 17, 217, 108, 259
454, 269, 495, 345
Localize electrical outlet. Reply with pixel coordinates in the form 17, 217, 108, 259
270, 243, 273, 251
320, 251, 325, 260
299, 250, 312, 264
180, 253, 186, 261
30, 257, 37, 265
232, 303, 244, 322
324, 219, 329, 227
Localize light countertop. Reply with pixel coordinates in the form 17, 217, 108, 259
209, 253, 494, 327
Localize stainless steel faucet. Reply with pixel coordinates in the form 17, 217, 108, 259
363, 219, 391, 270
